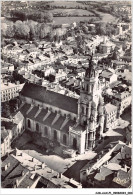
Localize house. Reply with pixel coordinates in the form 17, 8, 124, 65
1, 126, 11, 157
9, 149, 82, 188
1, 111, 25, 143
104, 89, 131, 115
1, 155, 20, 181
80, 141, 131, 188
104, 103, 118, 130
99, 38, 116, 54
99, 69, 118, 88
1, 82, 24, 102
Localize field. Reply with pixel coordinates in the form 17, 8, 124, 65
53, 16, 99, 25
51, 8, 95, 16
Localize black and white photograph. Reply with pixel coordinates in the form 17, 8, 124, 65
1, 0, 132, 193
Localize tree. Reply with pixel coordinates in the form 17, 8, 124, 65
14, 21, 30, 39
1, 102, 11, 118
49, 74, 55, 82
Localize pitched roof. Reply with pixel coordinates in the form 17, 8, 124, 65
94, 166, 113, 181
35, 109, 48, 124
43, 112, 56, 126
1, 155, 20, 181
26, 106, 39, 120
105, 103, 117, 114
61, 120, 75, 134
13, 111, 24, 124
52, 116, 65, 130
1, 129, 9, 143
21, 83, 78, 114
19, 103, 31, 116
2, 164, 29, 188
18, 173, 40, 188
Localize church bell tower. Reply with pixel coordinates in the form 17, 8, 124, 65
77, 54, 104, 150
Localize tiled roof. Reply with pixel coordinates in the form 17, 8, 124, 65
19, 103, 31, 116
43, 112, 56, 126
18, 173, 40, 188
94, 166, 113, 181
27, 106, 39, 120
2, 164, 29, 188
21, 83, 78, 114
1, 129, 9, 143
105, 103, 117, 114
52, 116, 65, 130
61, 120, 75, 134
1, 155, 20, 181
13, 111, 24, 124
100, 70, 113, 79
35, 109, 48, 124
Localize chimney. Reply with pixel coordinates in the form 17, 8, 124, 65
16, 179, 19, 187
4, 164, 8, 171
59, 172, 62, 178
32, 157, 35, 162
8, 162, 10, 167
21, 171, 25, 176
34, 165, 37, 171
41, 163, 45, 169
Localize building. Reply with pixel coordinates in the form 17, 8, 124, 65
1, 111, 25, 144
104, 103, 118, 130
18, 56, 107, 154
1, 126, 11, 157
1, 82, 24, 102
1, 150, 82, 188
99, 37, 116, 54
80, 141, 131, 188
99, 69, 118, 88
104, 88, 131, 116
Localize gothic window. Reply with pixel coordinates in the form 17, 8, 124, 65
83, 120, 87, 126
63, 134, 67, 145
28, 119, 31, 128
86, 107, 88, 115
86, 84, 88, 92
44, 126, 48, 135
54, 130, 57, 140
36, 123, 39, 132
73, 138, 77, 149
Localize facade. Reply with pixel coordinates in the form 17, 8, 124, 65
1, 126, 11, 157
1, 82, 24, 102
104, 89, 131, 115
104, 103, 118, 130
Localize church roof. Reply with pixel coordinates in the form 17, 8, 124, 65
62, 120, 75, 134
21, 83, 78, 114
27, 106, 39, 120
52, 116, 65, 130
43, 112, 56, 126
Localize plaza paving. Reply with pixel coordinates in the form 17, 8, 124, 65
22, 148, 97, 174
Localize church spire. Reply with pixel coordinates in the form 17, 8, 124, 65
85, 53, 96, 78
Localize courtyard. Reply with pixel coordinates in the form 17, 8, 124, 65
11, 131, 97, 175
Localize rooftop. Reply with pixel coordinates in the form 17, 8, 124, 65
1, 155, 20, 181
105, 103, 117, 114
21, 82, 78, 114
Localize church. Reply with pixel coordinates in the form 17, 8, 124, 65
19, 57, 109, 154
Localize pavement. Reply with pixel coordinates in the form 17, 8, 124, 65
22, 148, 97, 174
